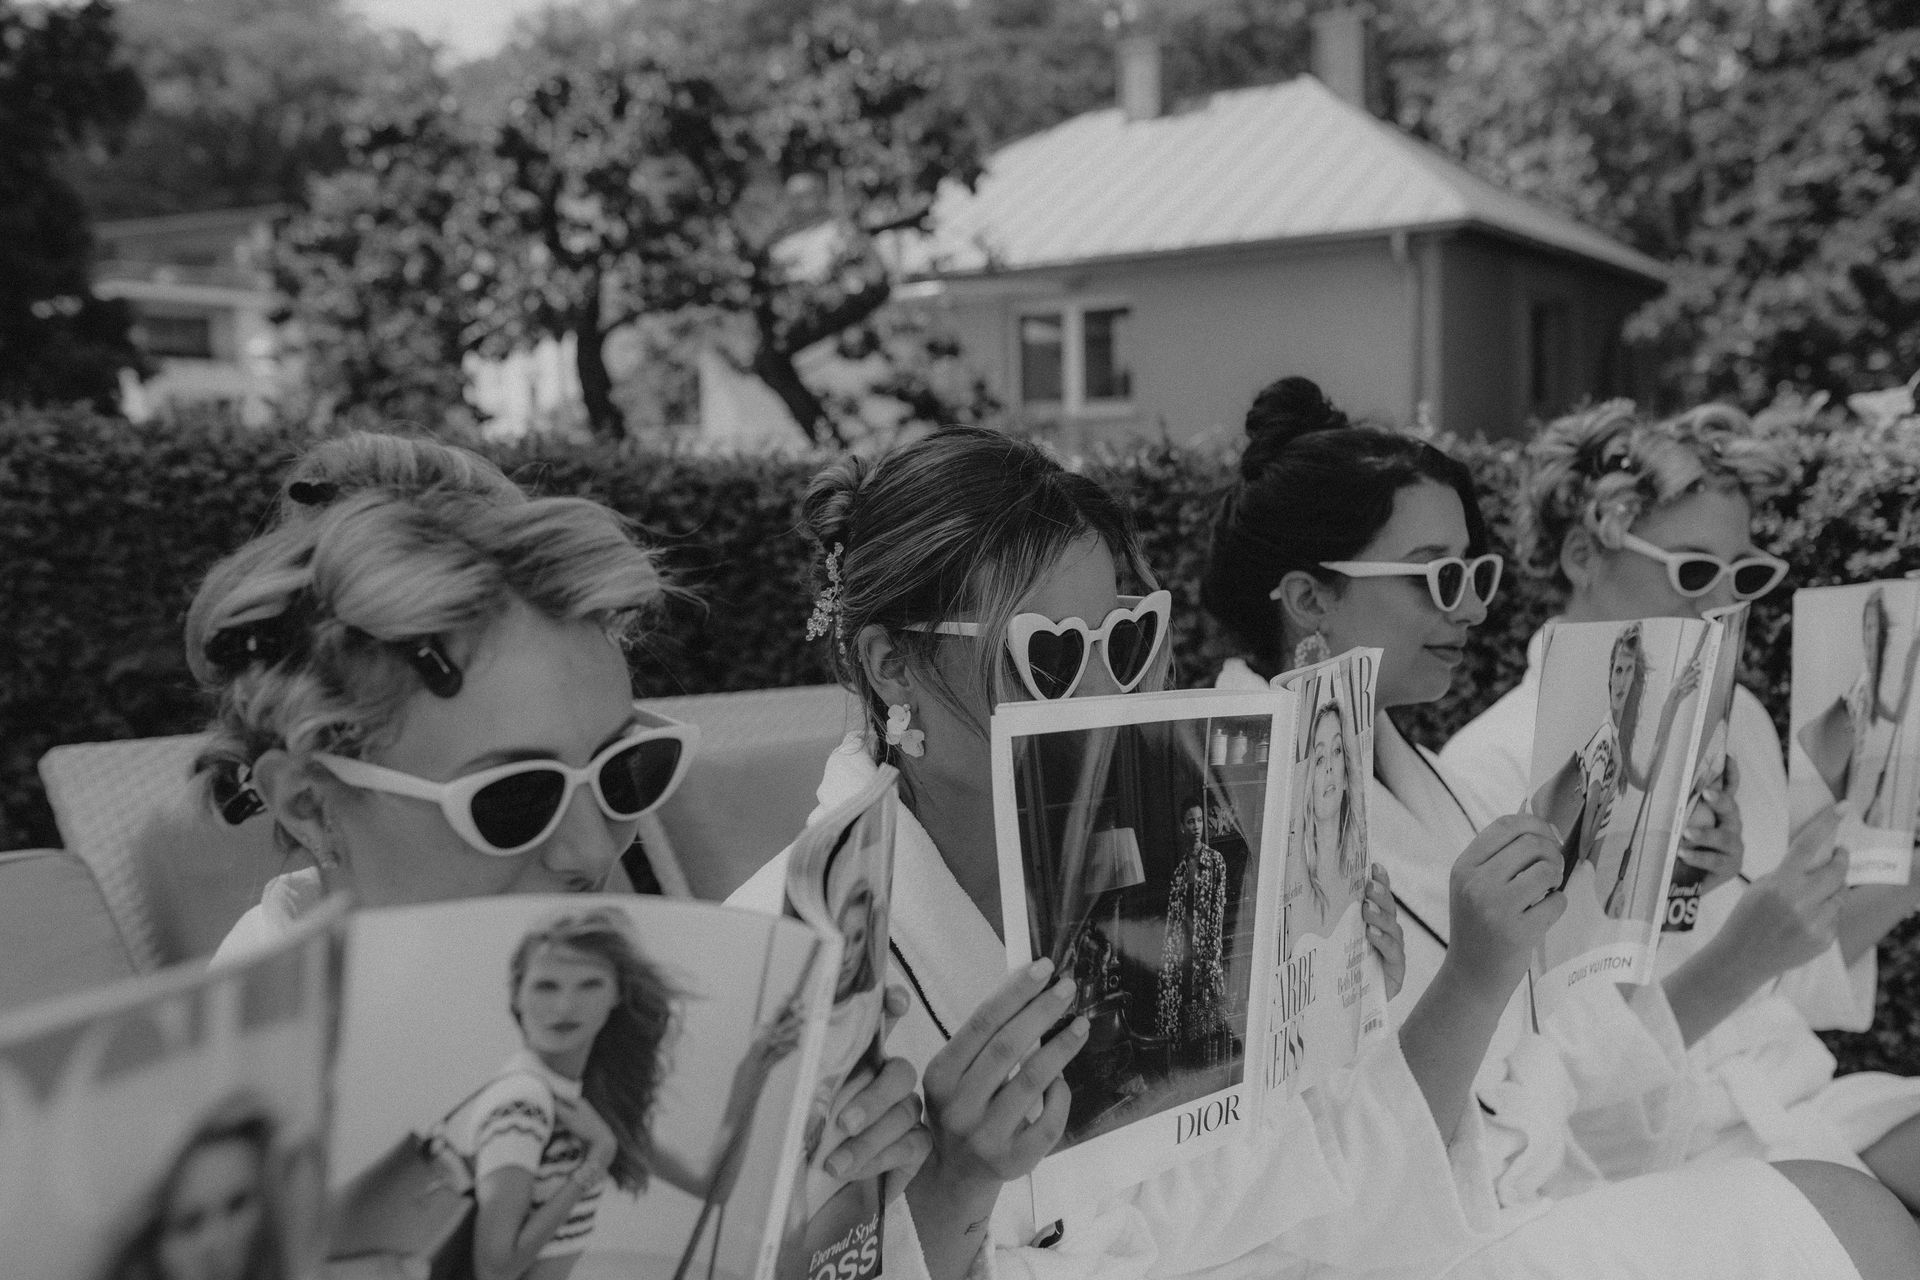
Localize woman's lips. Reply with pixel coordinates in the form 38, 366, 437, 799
1425, 643, 1466, 664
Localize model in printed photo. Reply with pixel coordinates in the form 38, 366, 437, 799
1801, 587, 1920, 827
1156, 797, 1230, 1066
1291, 696, 1367, 941
435, 908, 802, 1280
104, 1098, 286, 1280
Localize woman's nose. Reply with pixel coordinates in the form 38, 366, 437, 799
1447, 589, 1490, 627
532, 785, 622, 890
1076, 648, 1122, 698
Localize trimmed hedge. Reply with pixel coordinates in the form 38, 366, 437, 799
5, 403, 1918, 1070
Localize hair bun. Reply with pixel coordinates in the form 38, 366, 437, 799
800, 454, 871, 559
1241, 376, 1350, 478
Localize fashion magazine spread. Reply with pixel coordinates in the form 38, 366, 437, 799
328, 896, 837, 1280
1269, 648, 1388, 1099
0, 899, 346, 1280
991, 687, 1296, 1224
1790, 580, 1920, 886
1525, 616, 1723, 1015
777, 765, 899, 1280
1663, 604, 1750, 935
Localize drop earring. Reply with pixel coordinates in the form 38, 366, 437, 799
1292, 631, 1331, 669
885, 703, 926, 758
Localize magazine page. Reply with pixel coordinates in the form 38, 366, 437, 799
991, 687, 1295, 1225
778, 765, 898, 1280
1663, 603, 1750, 935
328, 896, 837, 1280
0, 899, 346, 1280
1269, 648, 1387, 1100
1790, 581, 1920, 885
1525, 616, 1717, 1015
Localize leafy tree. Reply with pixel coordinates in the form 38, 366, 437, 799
0, 0, 144, 409
66, 0, 388, 219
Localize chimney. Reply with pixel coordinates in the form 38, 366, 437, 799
1310, 8, 1376, 114
1118, 33, 1162, 122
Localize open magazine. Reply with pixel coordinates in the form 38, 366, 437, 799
328, 895, 838, 1280
1663, 603, 1750, 934
1524, 615, 1727, 1014
1790, 580, 1920, 886
0, 900, 346, 1280
991, 687, 1295, 1224
1269, 648, 1388, 1097
775, 765, 899, 1280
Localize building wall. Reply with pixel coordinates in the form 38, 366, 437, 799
939, 240, 1417, 449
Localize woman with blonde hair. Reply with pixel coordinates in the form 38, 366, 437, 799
188, 432, 927, 1214
1443, 398, 1920, 1208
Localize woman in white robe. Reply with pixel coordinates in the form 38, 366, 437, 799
1200, 375, 1920, 1277
1441, 400, 1920, 1203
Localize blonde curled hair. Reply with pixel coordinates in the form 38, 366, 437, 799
1519, 400, 1791, 588
186, 434, 666, 844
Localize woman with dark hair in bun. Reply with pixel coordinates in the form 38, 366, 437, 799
728, 425, 1556, 1280
1205, 376, 1920, 1278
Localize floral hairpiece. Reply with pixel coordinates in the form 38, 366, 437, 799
806, 543, 845, 644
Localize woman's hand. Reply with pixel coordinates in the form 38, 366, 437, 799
1364, 864, 1407, 1002
1677, 756, 1745, 893
554, 1095, 618, 1185
821, 1055, 932, 1202
1447, 814, 1567, 1002
1720, 805, 1848, 980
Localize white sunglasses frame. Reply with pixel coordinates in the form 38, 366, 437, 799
1298, 554, 1505, 612
313, 706, 699, 857
906, 589, 1173, 702
1618, 532, 1789, 601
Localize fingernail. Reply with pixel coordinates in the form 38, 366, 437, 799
1027, 957, 1054, 981
825, 1151, 850, 1177
1050, 976, 1075, 1001
840, 1104, 866, 1133
1069, 1016, 1088, 1038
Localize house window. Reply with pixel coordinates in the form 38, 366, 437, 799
138, 314, 215, 360
1019, 303, 1134, 413
1527, 298, 1572, 414
1019, 313, 1065, 404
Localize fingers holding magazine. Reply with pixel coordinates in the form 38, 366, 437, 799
1676, 755, 1745, 893
1721, 810, 1849, 980
1449, 814, 1568, 998
820, 1055, 932, 1197
1364, 865, 1407, 1003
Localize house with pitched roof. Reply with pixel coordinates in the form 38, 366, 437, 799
901, 28, 1665, 445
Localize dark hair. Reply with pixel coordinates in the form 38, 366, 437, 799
1201, 376, 1488, 672
110, 1098, 284, 1280
800, 426, 1156, 753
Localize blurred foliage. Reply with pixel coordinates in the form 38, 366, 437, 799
0, 0, 144, 409
6, 397, 1920, 1071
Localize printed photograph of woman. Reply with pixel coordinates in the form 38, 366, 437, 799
1156, 797, 1230, 1065
426, 907, 802, 1280
103, 1100, 285, 1280
1286, 685, 1367, 945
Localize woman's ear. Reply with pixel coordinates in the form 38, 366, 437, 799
1273, 569, 1337, 643
853, 623, 915, 708
249, 749, 338, 866
1560, 527, 1598, 592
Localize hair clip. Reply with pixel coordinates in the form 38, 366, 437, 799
212, 762, 266, 825
806, 543, 845, 644
204, 614, 297, 674
399, 636, 463, 698
287, 479, 339, 506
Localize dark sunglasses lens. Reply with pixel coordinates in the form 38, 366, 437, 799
1732, 562, 1780, 598
1105, 613, 1159, 687
1470, 558, 1500, 602
470, 769, 567, 850
1432, 561, 1465, 609
1024, 630, 1086, 699
1675, 557, 1721, 594
599, 738, 684, 816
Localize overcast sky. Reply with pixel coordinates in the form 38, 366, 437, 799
351, 0, 552, 60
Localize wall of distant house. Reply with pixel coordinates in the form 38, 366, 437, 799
936, 239, 1418, 449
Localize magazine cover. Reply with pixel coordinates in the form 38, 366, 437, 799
992, 687, 1296, 1224
0, 899, 345, 1280
1525, 616, 1720, 1013
1269, 648, 1387, 1099
777, 765, 899, 1280
1664, 603, 1750, 934
1790, 581, 1920, 885
328, 896, 837, 1280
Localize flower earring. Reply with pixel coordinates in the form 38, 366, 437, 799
1292, 631, 1331, 669
885, 703, 925, 758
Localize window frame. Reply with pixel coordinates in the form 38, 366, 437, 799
1015, 299, 1135, 418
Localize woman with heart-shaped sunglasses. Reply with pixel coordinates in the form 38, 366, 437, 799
1205, 377, 1920, 1277
718, 424, 1699, 1280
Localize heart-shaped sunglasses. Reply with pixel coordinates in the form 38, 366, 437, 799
314, 706, 698, 857
906, 590, 1172, 701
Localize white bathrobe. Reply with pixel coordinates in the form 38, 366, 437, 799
732, 731, 1862, 1280
1441, 628, 1920, 1166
